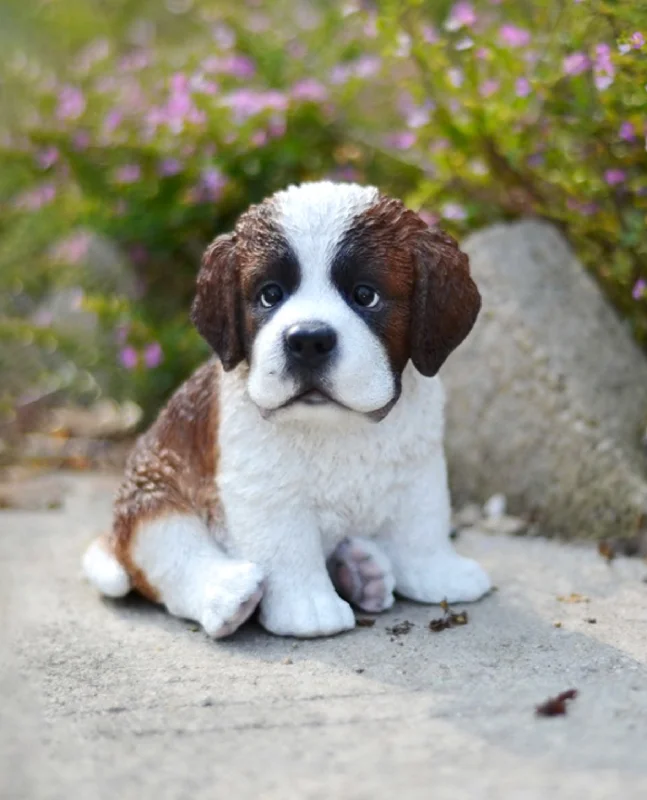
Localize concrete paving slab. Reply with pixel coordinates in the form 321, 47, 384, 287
2, 474, 647, 799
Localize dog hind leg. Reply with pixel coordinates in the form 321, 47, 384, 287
83, 514, 264, 639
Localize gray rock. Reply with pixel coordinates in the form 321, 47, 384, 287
443, 220, 647, 540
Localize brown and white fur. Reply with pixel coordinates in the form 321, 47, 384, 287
83, 182, 491, 639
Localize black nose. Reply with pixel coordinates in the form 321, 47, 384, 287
285, 322, 337, 367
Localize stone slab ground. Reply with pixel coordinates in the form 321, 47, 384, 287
2, 474, 647, 800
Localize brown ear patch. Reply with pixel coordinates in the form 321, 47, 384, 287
411, 226, 481, 377
334, 195, 480, 378
190, 233, 244, 371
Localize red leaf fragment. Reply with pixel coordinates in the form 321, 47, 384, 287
535, 689, 578, 717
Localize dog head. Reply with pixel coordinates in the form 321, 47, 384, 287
191, 182, 480, 422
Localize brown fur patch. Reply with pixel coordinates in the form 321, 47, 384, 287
338, 195, 480, 377
111, 361, 220, 602
335, 197, 418, 373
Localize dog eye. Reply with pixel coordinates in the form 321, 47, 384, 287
353, 285, 380, 309
259, 283, 284, 309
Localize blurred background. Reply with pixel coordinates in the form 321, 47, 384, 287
1, 0, 645, 470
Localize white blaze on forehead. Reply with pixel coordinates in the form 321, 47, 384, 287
246, 181, 396, 417
274, 181, 379, 268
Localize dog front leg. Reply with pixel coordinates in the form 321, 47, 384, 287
380, 449, 491, 604
225, 502, 355, 638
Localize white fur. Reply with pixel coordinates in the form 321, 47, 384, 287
129, 515, 264, 638
82, 539, 131, 598
247, 182, 395, 416
218, 363, 491, 637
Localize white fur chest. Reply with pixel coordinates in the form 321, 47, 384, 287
216, 364, 446, 556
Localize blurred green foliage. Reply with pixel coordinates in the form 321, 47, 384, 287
0, 0, 645, 423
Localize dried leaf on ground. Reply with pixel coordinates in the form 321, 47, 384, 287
386, 620, 413, 636
598, 541, 616, 562
429, 599, 469, 633
356, 617, 376, 628
557, 593, 589, 604
536, 689, 578, 717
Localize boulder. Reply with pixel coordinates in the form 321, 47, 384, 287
443, 220, 647, 540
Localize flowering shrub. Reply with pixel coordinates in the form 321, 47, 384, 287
0, 0, 645, 423
368, 0, 647, 343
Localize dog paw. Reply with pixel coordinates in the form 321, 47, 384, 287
260, 584, 355, 638
200, 561, 265, 639
394, 552, 491, 604
327, 537, 395, 613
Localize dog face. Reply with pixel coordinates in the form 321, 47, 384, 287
191, 182, 480, 422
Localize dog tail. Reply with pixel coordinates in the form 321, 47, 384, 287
82, 535, 132, 598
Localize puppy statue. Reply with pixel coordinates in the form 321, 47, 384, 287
83, 182, 491, 638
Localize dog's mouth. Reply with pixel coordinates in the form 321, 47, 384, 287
257, 386, 348, 419
257, 387, 399, 423
291, 388, 333, 406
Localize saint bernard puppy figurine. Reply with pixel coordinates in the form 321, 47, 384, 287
83, 182, 491, 638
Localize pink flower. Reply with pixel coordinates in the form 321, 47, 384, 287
103, 110, 123, 134
479, 79, 500, 97
515, 77, 531, 97
115, 324, 130, 346
594, 43, 614, 90
51, 232, 92, 264
36, 147, 59, 169
268, 116, 286, 138
446, 2, 477, 31
563, 52, 589, 76
159, 158, 182, 176
119, 50, 150, 72
499, 24, 531, 48
114, 164, 141, 184
15, 183, 56, 210
630, 32, 645, 50
566, 198, 599, 216
73, 131, 90, 150
633, 279, 647, 300
212, 24, 235, 49
422, 25, 439, 44
407, 104, 432, 129
418, 210, 440, 227
386, 132, 416, 150
143, 342, 163, 369
331, 166, 360, 182
441, 202, 467, 220
354, 55, 382, 78
202, 55, 255, 78
200, 168, 227, 201
250, 130, 268, 147
291, 78, 328, 102
363, 14, 378, 38
447, 68, 464, 87
119, 346, 138, 370
619, 122, 635, 142
190, 74, 218, 95
604, 169, 626, 186
221, 89, 287, 122
56, 86, 86, 120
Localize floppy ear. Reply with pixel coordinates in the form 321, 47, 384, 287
410, 226, 481, 377
190, 232, 245, 371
